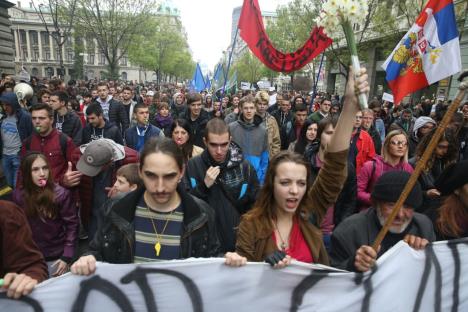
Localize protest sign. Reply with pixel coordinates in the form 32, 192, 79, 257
1, 240, 467, 311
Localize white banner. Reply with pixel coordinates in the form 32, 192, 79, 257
382, 92, 394, 103
240, 82, 252, 90
1, 239, 468, 311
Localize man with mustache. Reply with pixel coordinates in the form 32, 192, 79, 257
330, 171, 435, 272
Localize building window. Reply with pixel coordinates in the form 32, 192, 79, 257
45, 49, 51, 61
32, 49, 39, 61
21, 47, 28, 60
67, 50, 74, 62
19, 30, 27, 46
46, 67, 54, 77
41, 32, 49, 46
86, 38, 95, 50
120, 56, 128, 66
121, 72, 127, 80
32, 67, 39, 76
99, 53, 106, 65
57, 67, 65, 77
31, 31, 38, 46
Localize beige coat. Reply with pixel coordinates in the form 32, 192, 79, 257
236, 150, 349, 265
263, 114, 281, 158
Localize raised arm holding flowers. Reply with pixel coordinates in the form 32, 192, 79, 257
315, 0, 369, 109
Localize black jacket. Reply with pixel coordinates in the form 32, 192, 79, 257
364, 126, 382, 155
183, 109, 209, 148
53, 110, 82, 146
93, 98, 129, 134
330, 208, 436, 271
186, 142, 259, 252
81, 119, 124, 145
409, 157, 445, 213
85, 186, 221, 262
170, 103, 187, 119
271, 110, 294, 150
408, 133, 419, 159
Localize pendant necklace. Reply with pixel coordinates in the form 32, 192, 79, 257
145, 202, 174, 257
274, 220, 291, 251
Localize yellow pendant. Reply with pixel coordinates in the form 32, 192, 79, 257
155, 242, 161, 256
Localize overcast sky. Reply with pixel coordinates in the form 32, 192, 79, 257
13, 0, 290, 72
174, 0, 290, 73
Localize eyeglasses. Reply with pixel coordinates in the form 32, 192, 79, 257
390, 140, 407, 147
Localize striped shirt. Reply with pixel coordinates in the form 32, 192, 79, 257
134, 196, 183, 263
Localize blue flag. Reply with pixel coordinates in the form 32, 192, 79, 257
213, 64, 221, 80
205, 74, 211, 90
213, 64, 225, 88
213, 64, 221, 82
191, 63, 206, 92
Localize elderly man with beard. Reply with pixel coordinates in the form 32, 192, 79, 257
330, 171, 435, 272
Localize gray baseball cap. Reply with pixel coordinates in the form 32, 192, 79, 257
77, 139, 114, 177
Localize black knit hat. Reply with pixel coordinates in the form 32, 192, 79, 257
371, 171, 422, 209
435, 160, 468, 196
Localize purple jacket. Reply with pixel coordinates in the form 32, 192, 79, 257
12, 184, 78, 262
357, 155, 413, 211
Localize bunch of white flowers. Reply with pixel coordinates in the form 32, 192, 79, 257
315, 0, 369, 38
315, 0, 369, 109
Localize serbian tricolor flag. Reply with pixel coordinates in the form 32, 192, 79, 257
382, 0, 461, 104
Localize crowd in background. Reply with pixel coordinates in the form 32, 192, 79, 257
1, 71, 467, 299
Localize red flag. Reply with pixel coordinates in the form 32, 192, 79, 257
238, 0, 332, 73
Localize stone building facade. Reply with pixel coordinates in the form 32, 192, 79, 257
0, 0, 15, 76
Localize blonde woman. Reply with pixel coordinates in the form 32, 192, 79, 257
357, 129, 414, 211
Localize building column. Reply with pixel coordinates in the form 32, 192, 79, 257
49, 34, 55, 60
38, 31, 43, 60
82, 37, 87, 64
13, 29, 20, 60
94, 39, 99, 65
25, 30, 32, 62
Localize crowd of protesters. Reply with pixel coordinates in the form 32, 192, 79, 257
1, 69, 467, 299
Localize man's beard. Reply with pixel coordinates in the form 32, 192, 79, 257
377, 207, 411, 234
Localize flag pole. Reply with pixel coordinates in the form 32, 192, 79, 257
372, 70, 468, 251
222, 27, 239, 96
310, 53, 325, 112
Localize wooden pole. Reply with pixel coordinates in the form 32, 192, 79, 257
372, 71, 468, 251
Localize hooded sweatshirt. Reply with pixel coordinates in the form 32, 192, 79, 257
0, 92, 32, 154
229, 114, 269, 184
81, 119, 124, 145
409, 116, 437, 157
